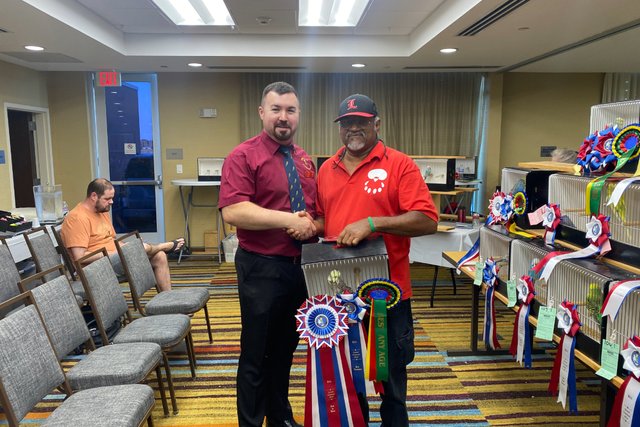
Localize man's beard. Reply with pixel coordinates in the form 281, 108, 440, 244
345, 132, 366, 152
273, 122, 293, 141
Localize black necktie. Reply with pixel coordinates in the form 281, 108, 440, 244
279, 145, 306, 212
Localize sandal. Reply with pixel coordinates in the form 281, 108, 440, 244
166, 238, 185, 253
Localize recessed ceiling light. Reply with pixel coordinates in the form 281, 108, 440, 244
188, 62, 203, 68
25, 45, 44, 51
352, 63, 366, 68
150, 0, 235, 26
439, 48, 458, 54
299, 0, 371, 27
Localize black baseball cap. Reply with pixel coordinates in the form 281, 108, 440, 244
334, 94, 378, 122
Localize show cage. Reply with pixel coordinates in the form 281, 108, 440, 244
547, 173, 640, 267
500, 167, 556, 229
301, 237, 389, 297
479, 225, 519, 284
509, 239, 635, 360
605, 287, 640, 355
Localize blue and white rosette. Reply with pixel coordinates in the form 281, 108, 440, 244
296, 295, 365, 427
336, 293, 375, 397
482, 258, 500, 350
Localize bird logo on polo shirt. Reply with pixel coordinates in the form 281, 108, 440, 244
364, 168, 387, 195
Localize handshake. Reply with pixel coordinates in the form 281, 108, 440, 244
286, 211, 316, 241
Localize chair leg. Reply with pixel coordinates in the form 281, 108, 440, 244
162, 352, 179, 415
148, 414, 155, 427
154, 365, 169, 417
185, 333, 197, 379
449, 268, 457, 295
430, 265, 439, 308
203, 305, 213, 344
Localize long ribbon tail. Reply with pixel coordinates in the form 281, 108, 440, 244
345, 323, 367, 395
509, 305, 521, 358
373, 298, 389, 381
607, 177, 640, 207
337, 341, 366, 427
457, 237, 480, 274
523, 306, 532, 368
568, 337, 578, 413
601, 280, 640, 320
549, 334, 565, 394
483, 287, 500, 350
318, 347, 341, 425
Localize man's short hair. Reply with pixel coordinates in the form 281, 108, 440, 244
87, 178, 114, 197
261, 81, 298, 101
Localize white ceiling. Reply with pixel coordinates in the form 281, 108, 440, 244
1, 0, 639, 73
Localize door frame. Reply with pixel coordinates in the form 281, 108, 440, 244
86, 72, 165, 242
3, 103, 54, 208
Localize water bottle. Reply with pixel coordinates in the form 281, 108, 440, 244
472, 212, 480, 228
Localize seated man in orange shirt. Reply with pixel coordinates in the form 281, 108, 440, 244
61, 178, 183, 292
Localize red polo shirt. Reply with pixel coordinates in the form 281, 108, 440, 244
219, 131, 317, 257
317, 141, 438, 299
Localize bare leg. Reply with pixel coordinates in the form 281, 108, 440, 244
144, 238, 185, 257
149, 251, 172, 292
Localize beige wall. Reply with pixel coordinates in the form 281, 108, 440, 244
158, 73, 242, 245
1, 61, 607, 243
46, 72, 93, 206
0, 61, 49, 208
499, 73, 603, 170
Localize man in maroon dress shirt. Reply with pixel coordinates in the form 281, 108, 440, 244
219, 82, 316, 427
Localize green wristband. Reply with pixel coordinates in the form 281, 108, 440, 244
368, 216, 376, 232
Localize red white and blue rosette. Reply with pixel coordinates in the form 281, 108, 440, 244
296, 295, 366, 427
607, 335, 640, 427
488, 191, 513, 225
549, 300, 581, 413
533, 214, 611, 282
336, 293, 376, 397
482, 258, 501, 350
542, 204, 562, 246
357, 279, 402, 382
509, 275, 535, 367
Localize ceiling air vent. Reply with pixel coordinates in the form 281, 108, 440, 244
458, 0, 529, 36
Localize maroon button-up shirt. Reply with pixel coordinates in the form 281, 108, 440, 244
219, 131, 317, 257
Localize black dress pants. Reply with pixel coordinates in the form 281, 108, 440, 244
235, 247, 308, 427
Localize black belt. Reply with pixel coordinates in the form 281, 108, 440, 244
238, 247, 301, 264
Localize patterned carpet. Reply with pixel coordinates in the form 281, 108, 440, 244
8, 259, 603, 426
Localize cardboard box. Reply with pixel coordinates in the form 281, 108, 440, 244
198, 157, 224, 182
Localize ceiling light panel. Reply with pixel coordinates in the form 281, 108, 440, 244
152, 0, 235, 26
299, 0, 370, 27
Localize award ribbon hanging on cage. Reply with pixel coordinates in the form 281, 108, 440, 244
482, 258, 501, 350
357, 279, 402, 382
336, 293, 378, 397
606, 335, 640, 427
296, 295, 366, 427
607, 126, 640, 208
532, 214, 611, 282
507, 191, 536, 238
528, 204, 563, 246
601, 279, 640, 321
509, 275, 535, 368
586, 124, 640, 216
549, 300, 581, 413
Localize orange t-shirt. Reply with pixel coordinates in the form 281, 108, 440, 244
60, 203, 117, 254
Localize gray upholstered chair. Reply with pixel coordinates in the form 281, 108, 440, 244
0, 292, 155, 427
50, 225, 78, 279
21, 266, 172, 417
75, 248, 197, 414
116, 231, 213, 343
22, 226, 86, 303
0, 240, 23, 317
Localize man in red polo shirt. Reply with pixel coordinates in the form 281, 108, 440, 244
314, 94, 438, 426
219, 81, 315, 427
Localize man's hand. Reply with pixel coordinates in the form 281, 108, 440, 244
286, 211, 316, 241
336, 218, 371, 246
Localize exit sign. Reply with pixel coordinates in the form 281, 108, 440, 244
96, 71, 121, 87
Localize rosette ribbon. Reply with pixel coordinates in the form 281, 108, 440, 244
506, 191, 536, 238
532, 214, 611, 282
601, 279, 640, 321
526, 203, 562, 246
296, 295, 365, 427
606, 125, 640, 209
487, 191, 513, 226
336, 293, 377, 397
586, 124, 640, 216
607, 336, 640, 427
482, 258, 501, 350
549, 301, 581, 413
509, 275, 535, 367
356, 279, 402, 382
